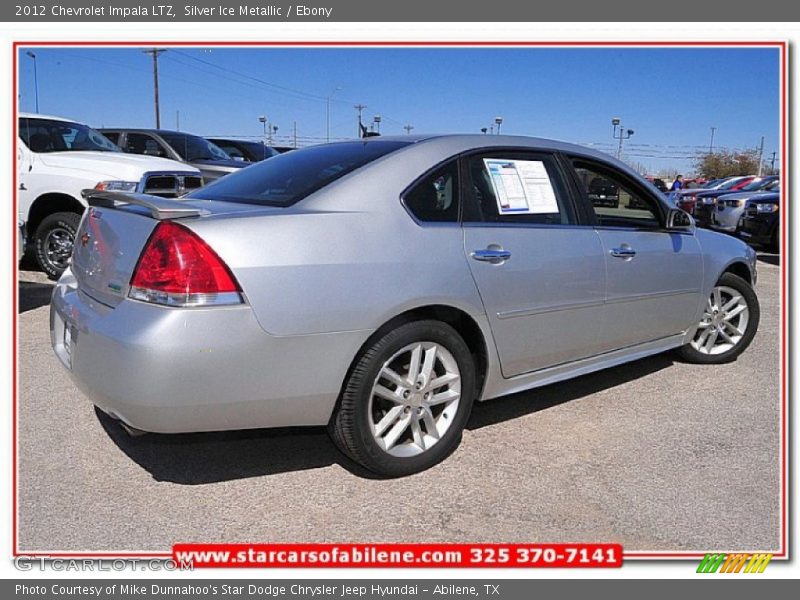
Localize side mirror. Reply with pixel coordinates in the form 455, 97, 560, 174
667, 208, 693, 231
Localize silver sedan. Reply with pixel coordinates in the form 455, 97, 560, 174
50, 135, 760, 476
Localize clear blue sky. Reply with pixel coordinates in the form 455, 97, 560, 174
17, 46, 780, 173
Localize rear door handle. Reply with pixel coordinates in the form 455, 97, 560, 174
471, 248, 511, 263
610, 246, 636, 259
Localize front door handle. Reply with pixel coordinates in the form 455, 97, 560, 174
471, 248, 511, 264
610, 246, 636, 259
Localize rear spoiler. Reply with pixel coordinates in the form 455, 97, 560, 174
81, 190, 208, 220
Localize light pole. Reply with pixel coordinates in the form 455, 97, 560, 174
612, 117, 634, 159
25, 51, 39, 113
495, 116, 504, 135
271, 125, 278, 146
373, 114, 381, 134
258, 115, 268, 146
354, 104, 367, 137
326, 86, 341, 143
709, 126, 717, 154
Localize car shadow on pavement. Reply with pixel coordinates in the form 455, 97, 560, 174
467, 353, 674, 430
757, 253, 779, 267
98, 353, 675, 484
19, 281, 54, 313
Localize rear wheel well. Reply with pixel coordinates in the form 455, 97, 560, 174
723, 261, 752, 285
345, 305, 489, 400
26, 193, 84, 237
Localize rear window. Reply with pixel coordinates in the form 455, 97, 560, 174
187, 140, 411, 207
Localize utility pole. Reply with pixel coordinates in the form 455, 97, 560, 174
143, 48, 167, 128
354, 104, 367, 137
326, 87, 341, 143
404, 124, 414, 135
757, 136, 765, 176
709, 126, 716, 153
25, 51, 39, 113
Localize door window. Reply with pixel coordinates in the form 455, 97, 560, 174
464, 153, 574, 225
125, 133, 168, 158
572, 161, 662, 228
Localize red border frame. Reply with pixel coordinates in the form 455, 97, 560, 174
12, 40, 788, 562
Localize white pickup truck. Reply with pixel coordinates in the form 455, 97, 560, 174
18, 113, 203, 278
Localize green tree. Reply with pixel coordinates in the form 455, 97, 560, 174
694, 149, 761, 179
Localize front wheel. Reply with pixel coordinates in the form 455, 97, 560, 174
676, 272, 759, 364
328, 320, 476, 477
33, 212, 81, 280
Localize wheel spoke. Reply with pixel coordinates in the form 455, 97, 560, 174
410, 418, 425, 450
724, 304, 747, 322
704, 329, 719, 352
695, 327, 712, 347
406, 344, 423, 385
723, 321, 743, 337
718, 328, 736, 345
383, 414, 412, 451
426, 372, 459, 391
420, 345, 437, 383
421, 407, 439, 439
713, 287, 723, 311
380, 367, 406, 389
373, 384, 402, 403
374, 405, 405, 437
721, 295, 743, 312
427, 389, 460, 407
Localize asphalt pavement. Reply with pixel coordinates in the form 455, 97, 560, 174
17, 253, 782, 553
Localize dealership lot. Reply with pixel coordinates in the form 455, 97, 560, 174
17, 253, 780, 553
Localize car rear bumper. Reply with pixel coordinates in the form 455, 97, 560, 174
50, 269, 369, 434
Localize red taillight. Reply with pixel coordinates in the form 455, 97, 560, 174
129, 221, 242, 307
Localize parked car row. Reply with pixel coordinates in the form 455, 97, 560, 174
667, 174, 781, 252
17, 113, 287, 278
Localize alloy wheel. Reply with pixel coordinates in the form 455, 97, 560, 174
690, 285, 750, 355
368, 342, 461, 458
43, 227, 74, 271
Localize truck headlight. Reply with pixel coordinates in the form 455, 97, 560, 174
94, 180, 138, 192
756, 203, 779, 213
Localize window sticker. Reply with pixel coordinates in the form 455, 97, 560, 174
483, 158, 559, 214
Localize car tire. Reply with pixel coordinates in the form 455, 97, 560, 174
328, 320, 476, 477
34, 212, 81, 280
770, 227, 780, 253
676, 272, 760, 364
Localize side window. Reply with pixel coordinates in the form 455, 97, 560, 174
220, 144, 246, 160
404, 160, 459, 223
125, 133, 168, 158
103, 132, 120, 145
573, 161, 662, 228
464, 154, 574, 225
19, 118, 30, 147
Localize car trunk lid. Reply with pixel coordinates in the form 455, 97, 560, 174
71, 192, 212, 307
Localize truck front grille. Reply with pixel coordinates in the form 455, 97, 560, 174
141, 174, 203, 198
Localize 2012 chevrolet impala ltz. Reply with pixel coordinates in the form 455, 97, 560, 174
50, 135, 760, 476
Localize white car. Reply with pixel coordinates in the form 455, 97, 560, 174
18, 113, 203, 278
